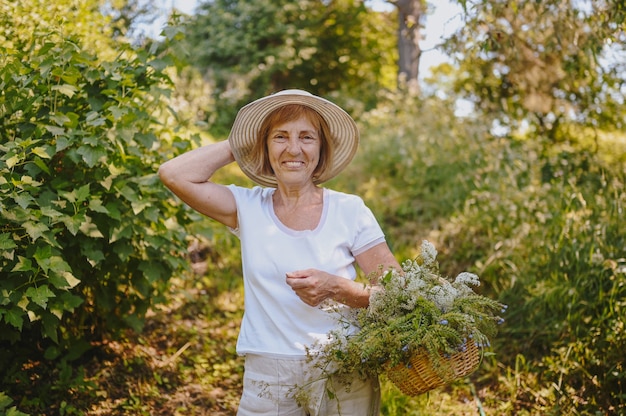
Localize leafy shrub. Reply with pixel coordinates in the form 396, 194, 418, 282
435, 141, 626, 413
0, 27, 193, 361
350, 92, 625, 413
0, 392, 28, 416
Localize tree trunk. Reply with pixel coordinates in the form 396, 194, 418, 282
394, 0, 425, 94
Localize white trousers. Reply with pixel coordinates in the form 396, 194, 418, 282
237, 354, 380, 416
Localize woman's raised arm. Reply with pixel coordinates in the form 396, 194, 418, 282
158, 140, 238, 229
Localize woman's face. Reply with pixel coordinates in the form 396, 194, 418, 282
267, 116, 321, 187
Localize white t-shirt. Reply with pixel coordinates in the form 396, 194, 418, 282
227, 185, 386, 358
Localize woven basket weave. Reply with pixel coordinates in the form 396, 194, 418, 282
386, 341, 481, 396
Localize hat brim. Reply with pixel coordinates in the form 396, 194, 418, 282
228, 90, 359, 187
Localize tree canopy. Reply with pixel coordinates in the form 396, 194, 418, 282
445, 0, 626, 138
180, 0, 397, 132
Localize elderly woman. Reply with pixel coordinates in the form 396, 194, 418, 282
159, 90, 400, 416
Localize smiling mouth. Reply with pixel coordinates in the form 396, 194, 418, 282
283, 161, 305, 168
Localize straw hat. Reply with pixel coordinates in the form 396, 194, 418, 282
228, 89, 359, 187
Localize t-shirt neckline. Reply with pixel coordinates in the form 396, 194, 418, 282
268, 188, 328, 236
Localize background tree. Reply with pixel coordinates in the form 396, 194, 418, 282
388, 0, 428, 93
0, 0, 116, 58
100, 0, 161, 41
445, 0, 626, 140
181, 0, 397, 133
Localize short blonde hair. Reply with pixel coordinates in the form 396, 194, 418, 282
251, 104, 333, 182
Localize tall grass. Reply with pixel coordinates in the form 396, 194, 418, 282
340, 93, 626, 414
448, 145, 625, 414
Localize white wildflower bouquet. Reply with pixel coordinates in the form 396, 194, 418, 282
303, 240, 506, 397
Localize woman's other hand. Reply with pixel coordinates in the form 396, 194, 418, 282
285, 269, 336, 307
286, 269, 373, 308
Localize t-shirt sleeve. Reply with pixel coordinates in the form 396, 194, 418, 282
226, 184, 271, 238
350, 197, 386, 256
226, 184, 243, 237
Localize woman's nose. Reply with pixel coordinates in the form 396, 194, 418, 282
286, 137, 301, 154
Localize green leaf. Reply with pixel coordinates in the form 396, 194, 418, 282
49, 292, 84, 324
49, 112, 72, 126
85, 111, 106, 127
59, 189, 78, 203
26, 285, 56, 309
79, 218, 104, 238
0, 233, 17, 250
108, 105, 127, 120
139, 261, 165, 283
60, 271, 81, 289
65, 338, 92, 361
104, 202, 121, 220
83, 247, 105, 267
51, 83, 78, 98
112, 240, 134, 260
6, 154, 21, 168
11, 256, 33, 272
32, 146, 52, 159
6, 406, 30, 416
48, 274, 70, 290
88, 197, 109, 214
52, 65, 81, 85
161, 25, 184, 41
48, 255, 72, 273
123, 313, 145, 332
3, 307, 24, 330
59, 292, 84, 310
13, 193, 34, 209
135, 132, 157, 148
148, 58, 170, 71
56, 136, 72, 152
44, 125, 66, 135
40, 205, 63, 219
0, 291, 10, 306
23, 221, 50, 241
131, 200, 150, 214
110, 224, 133, 243
143, 205, 160, 222
33, 245, 53, 273
75, 183, 90, 203
62, 214, 83, 236
33, 157, 51, 174
100, 174, 113, 191
77, 145, 107, 167
44, 345, 62, 360
119, 185, 139, 203
0, 391, 13, 408
41, 312, 59, 343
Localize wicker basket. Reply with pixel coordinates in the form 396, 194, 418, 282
386, 341, 481, 396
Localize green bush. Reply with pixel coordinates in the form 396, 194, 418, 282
436, 141, 625, 413
350, 93, 625, 413
0, 28, 192, 363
